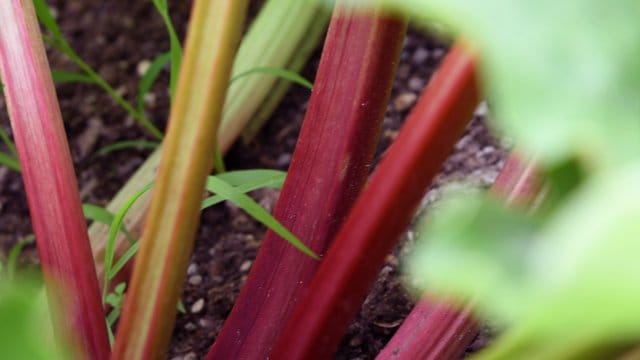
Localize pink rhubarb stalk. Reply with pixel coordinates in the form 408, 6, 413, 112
208, 3, 407, 359
0, 1, 110, 359
112, 1, 248, 358
271, 44, 480, 360
376, 154, 541, 360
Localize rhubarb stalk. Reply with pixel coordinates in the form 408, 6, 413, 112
376, 154, 541, 360
111, 1, 247, 358
88, 0, 331, 289
271, 44, 480, 360
207, 3, 407, 359
0, 1, 109, 358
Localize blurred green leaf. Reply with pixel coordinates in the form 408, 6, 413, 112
0, 280, 67, 359
352, 0, 640, 169
410, 164, 640, 358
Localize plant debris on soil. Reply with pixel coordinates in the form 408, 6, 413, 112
0, 1, 506, 359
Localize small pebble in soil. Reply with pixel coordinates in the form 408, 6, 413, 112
187, 263, 198, 275
183, 352, 197, 360
190, 298, 205, 314
184, 322, 196, 331
412, 47, 429, 64
198, 318, 213, 329
239, 260, 252, 272
393, 92, 418, 112
188, 275, 202, 286
136, 59, 151, 76
408, 76, 425, 92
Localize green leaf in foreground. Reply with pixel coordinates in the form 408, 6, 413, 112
0, 280, 67, 359
357, 0, 640, 169
409, 164, 640, 359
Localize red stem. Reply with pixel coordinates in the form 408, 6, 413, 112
270, 44, 480, 360
207, 5, 407, 359
0, 1, 109, 358
376, 154, 541, 360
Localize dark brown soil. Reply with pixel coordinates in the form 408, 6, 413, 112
0, 1, 505, 359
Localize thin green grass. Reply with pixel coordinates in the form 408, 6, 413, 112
229, 66, 313, 89
151, 0, 182, 98
33, 0, 163, 139
137, 52, 171, 114
95, 140, 161, 157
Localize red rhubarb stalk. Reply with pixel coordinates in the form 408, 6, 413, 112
376, 154, 541, 360
271, 44, 480, 360
207, 4, 407, 359
0, 1, 109, 358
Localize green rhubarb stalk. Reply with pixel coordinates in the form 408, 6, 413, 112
88, 0, 331, 289
0, 1, 110, 358
111, 1, 248, 358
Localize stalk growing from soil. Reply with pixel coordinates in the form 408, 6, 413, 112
271, 44, 480, 360
207, 2, 407, 359
0, 1, 110, 359
377, 154, 541, 360
111, 1, 248, 358
88, 0, 330, 289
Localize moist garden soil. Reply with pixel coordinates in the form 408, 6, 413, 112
0, 1, 505, 359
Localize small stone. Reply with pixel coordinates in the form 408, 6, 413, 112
412, 47, 429, 64
199, 318, 213, 328
474, 101, 489, 117
393, 92, 418, 112
184, 322, 197, 331
432, 48, 446, 59
137, 59, 151, 77
190, 298, 205, 313
188, 275, 202, 286
240, 260, 252, 272
143, 93, 157, 108
408, 76, 425, 92
349, 336, 363, 347
187, 263, 198, 275
183, 352, 197, 360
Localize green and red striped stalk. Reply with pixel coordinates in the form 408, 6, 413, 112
111, 1, 248, 358
376, 154, 541, 360
270, 44, 480, 359
0, 1, 109, 359
88, 0, 331, 290
207, 3, 407, 359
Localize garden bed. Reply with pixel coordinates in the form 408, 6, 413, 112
0, 1, 505, 358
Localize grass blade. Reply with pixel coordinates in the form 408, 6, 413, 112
0, 151, 20, 172
137, 52, 171, 113
207, 176, 316, 258
229, 66, 313, 89
51, 69, 96, 85
95, 140, 160, 157
152, 0, 182, 98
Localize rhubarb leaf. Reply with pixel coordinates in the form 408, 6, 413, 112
0, 281, 67, 360
351, 0, 640, 169
410, 164, 640, 358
